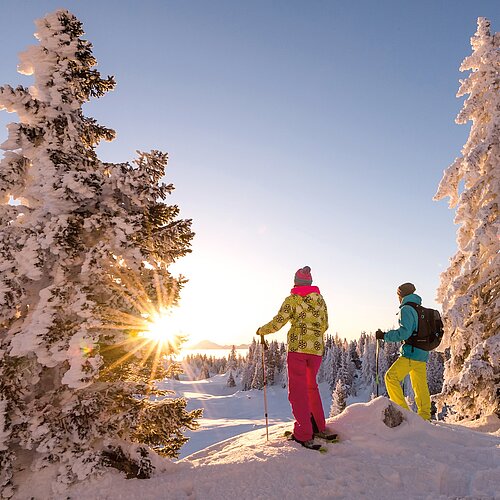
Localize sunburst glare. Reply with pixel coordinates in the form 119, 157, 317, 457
140, 307, 183, 352
98, 263, 188, 382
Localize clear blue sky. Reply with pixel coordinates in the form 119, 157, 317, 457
1, 1, 498, 346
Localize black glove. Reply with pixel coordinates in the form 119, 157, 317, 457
375, 329, 385, 340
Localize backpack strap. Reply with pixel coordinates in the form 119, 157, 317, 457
400, 301, 418, 308
399, 302, 419, 334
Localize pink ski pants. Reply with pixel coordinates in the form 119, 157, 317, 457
287, 351, 326, 441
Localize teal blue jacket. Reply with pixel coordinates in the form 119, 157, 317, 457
383, 293, 429, 362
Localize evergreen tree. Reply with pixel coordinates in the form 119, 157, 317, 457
228, 345, 237, 371
274, 341, 285, 375
199, 364, 211, 380
280, 359, 289, 388
337, 349, 352, 394
330, 379, 347, 417
241, 338, 257, 391
264, 341, 276, 386
251, 344, 264, 390
434, 18, 500, 421
317, 335, 332, 384
349, 339, 361, 370
357, 332, 367, 362
377, 344, 390, 396
346, 340, 359, 395
239, 340, 287, 390
361, 336, 376, 393
330, 341, 343, 390
226, 370, 236, 388
278, 342, 288, 388
384, 340, 401, 369
427, 351, 445, 396
0, 10, 201, 494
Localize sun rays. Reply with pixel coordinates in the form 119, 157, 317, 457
97, 262, 187, 383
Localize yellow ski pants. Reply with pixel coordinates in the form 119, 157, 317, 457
384, 356, 431, 421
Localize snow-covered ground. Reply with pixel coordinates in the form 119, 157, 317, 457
166, 374, 326, 459
167, 372, 380, 459
16, 374, 500, 499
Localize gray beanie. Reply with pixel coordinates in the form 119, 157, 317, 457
397, 282, 416, 298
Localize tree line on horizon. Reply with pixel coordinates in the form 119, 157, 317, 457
181, 334, 445, 418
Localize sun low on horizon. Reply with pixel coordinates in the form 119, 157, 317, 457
138, 307, 187, 350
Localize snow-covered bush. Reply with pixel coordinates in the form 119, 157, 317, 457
0, 9, 201, 495
434, 17, 499, 421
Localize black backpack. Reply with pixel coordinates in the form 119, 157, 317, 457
402, 302, 444, 351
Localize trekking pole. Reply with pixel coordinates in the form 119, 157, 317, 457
375, 338, 380, 397
260, 334, 269, 441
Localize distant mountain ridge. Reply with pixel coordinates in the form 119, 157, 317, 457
186, 340, 249, 350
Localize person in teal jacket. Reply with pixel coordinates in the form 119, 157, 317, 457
376, 282, 431, 420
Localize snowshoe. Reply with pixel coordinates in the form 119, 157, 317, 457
284, 431, 327, 453
313, 430, 339, 443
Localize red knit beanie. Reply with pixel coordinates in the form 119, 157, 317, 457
294, 266, 312, 286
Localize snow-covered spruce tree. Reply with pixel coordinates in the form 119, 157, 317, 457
241, 338, 257, 390
361, 336, 376, 392
251, 344, 265, 389
199, 364, 211, 380
384, 338, 401, 369
348, 339, 361, 370
273, 340, 286, 376
357, 331, 367, 360
330, 379, 347, 417
377, 345, 390, 396
228, 345, 237, 371
434, 17, 499, 421
427, 351, 445, 396
326, 337, 342, 390
316, 336, 329, 384
264, 341, 276, 386
0, 9, 201, 494
339, 347, 355, 395
226, 370, 236, 388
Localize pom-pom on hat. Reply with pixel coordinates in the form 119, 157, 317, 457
294, 266, 313, 286
397, 282, 416, 298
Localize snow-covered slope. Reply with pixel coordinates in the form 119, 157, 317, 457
61, 397, 499, 500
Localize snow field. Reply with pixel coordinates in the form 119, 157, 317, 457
62, 376, 500, 500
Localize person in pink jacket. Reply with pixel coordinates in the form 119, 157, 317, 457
257, 266, 335, 449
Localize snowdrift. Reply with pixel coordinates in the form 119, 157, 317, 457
44, 397, 498, 500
